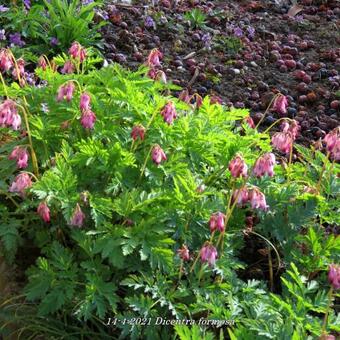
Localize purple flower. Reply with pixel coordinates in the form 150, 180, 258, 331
9, 33, 25, 47
144, 16, 155, 29
82, 0, 94, 4
0, 5, 9, 12
247, 26, 255, 38
0, 29, 6, 41
50, 37, 59, 46
201, 33, 211, 47
23, 0, 31, 10
233, 27, 243, 38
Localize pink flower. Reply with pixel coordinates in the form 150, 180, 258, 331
193, 94, 203, 108
61, 60, 74, 74
131, 125, 145, 141
331, 140, 340, 161
243, 116, 255, 128
0, 100, 21, 130
273, 94, 288, 115
209, 212, 226, 233
0, 49, 13, 72
328, 264, 340, 290
253, 153, 276, 178
151, 145, 167, 165
200, 244, 218, 266
282, 119, 300, 140
177, 245, 190, 261
272, 132, 293, 154
147, 48, 162, 68
37, 56, 47, 70
210, 95, 223, 105
69, 41, 86, 62
233, 187, 249, 206
228, 155, 248, 178
70, 203, 85, 227
8, 146, 29, 169
80, 109, 96, 129
324, 127, 340, 153
56, 82, 75, 102
178, 89, 191, 104
160, 102, 177, 125
80, 92, 91, 111
37, 202, 50, 223
249, 188, 268, 211
147, 68, 157, 80
9, 173, 32, 196
12, 58, 25, 80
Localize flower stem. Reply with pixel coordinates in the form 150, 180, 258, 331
255, 93, 281, 129
0, 72, 8, 97
321, 286, 334, 335
316, 152, 330, 194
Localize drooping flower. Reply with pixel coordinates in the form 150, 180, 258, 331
147, 48, 162, 68
324, 127, 340, 155
37, 202, 50, 223
328, 264, 340, 290
271, 131, 293, 154
11, 112, 21, 130
0, 99, 21, 130
69, 42, 86, 62
233, 187, 249, 206
0, 49, 13, 72
209, 212, 226, 233
177, 245, 190, 261
37, 56, 47, 70
9, 173, 32, 196
210, 95, 223, 105
253, 153, 276, 178
151, 145, 167, 165
155, 70, 167, 83
178, 89, 191, 104
8, 146, 29, 169
228, 155, 248, 178
273, 94, 288, 116
200, 244, 218, 266
56, 82, 75, 102
79, 92, 91, 111
160, 102, 177, 125
131, 125, 145, 141
243, 116, 255, 128
61, 60, 75, 74
248, 188, 269, 211
12, 58, 25, 80
80, 109, 96, 129
331, 140, 340, 161
282, 119, 300, 140
70, 203, 85, 227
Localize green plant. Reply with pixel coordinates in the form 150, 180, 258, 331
0, 46, 339, 339
0, 0, 104, 55
184, 9, 207, 29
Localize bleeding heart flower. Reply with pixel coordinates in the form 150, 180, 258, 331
69, 41, 86, 62
273, 94, 288, 115
151, 145, 167, 165
243, 116, 255, 128
328, 264, 340, 290
131, 125, 145, 141
233, 187, 249, 206
12, 58, 25, 80
248, 188, 269, 211
200, 244, 218, 266
253, 153, 276, 178
178, 89, 191, 104
228, 154, 248, 178
272, 132, 293, 154
282, 119, 300, 140
8, 146, 29, 169
209, 212, 226, 233
147, 48, 162, 68
80, 92, 91, 111
80, 109, 96, 129
70, 203, 85, 227
37, 56, 47, 70
9, 173, 32, 196
160, 102, 177, 125
37, 202, 50, 223
56, 82, 75, 102
177, 245, 190, 261
61, 60, 75, 74
0, 48, 13, 72
324, 128, 340, 160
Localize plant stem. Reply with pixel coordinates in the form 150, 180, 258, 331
255, 93, 281, 129
0, 72, 9, 97
321, 286, 334, 335
316, 152, 330, 194
138, 145, 153, 181
0, 190, 20, 209
268, 245, 274, 291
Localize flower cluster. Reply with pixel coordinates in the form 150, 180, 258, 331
200, 244, 218, 266
80, 92, 96, 129
233, 186, 268, 211
0, 99, 21, 130
273, 94, 288, 116
324, 128, 340, 161
131, 125, 145, 141
209, 212, 225, 233
160, 102, 177, 125
253, 153, 276, 177
57, 81, 75, 102
228, 154, 248, 178
328, 264, 340, 290
152, 145, 167, 165
9, 146, 29, 169
9, 173, 32, 197
272, 119, 300, 154
146, 49, 167, 83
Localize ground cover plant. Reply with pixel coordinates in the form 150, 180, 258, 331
0, 0, 339, 339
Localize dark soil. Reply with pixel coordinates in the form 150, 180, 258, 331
99, 0, 340, 145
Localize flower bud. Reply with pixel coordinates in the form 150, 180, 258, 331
228, 155, 248, 178
37, 202, 50, 223
151, 145, 167, 165
70, 203, 85, 227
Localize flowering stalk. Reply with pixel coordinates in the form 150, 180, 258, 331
0, 71, 8, 97
254, 93, 281, 129
316, 152, 330, 193
138, 145, 153, 182
321, 287, 334, 336
16, 104, 39, 177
